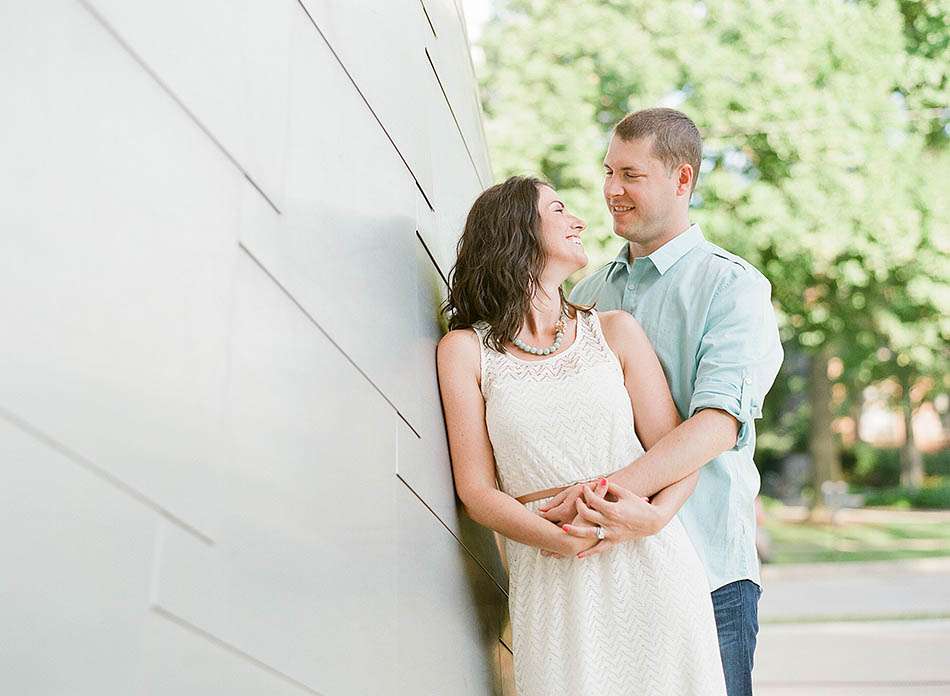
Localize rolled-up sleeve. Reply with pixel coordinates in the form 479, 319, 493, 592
688, 269, 783, 450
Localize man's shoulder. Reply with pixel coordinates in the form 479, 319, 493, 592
693, 239, 754, 273
690, 240, 770, 291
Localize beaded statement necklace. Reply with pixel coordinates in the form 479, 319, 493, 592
511, 304, 570, 356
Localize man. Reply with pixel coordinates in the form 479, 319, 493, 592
544, 107, 783, 695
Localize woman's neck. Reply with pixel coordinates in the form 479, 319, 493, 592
522, 282, 565, 337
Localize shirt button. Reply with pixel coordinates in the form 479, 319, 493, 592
744, 377, 752, 385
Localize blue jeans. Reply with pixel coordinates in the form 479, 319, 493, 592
711, 580, 761, 696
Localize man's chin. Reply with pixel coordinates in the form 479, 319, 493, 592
613, 221, 635, 239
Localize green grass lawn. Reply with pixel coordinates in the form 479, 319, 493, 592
763, 515, 950, 564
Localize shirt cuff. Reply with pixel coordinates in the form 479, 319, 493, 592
688, 371, 759, 451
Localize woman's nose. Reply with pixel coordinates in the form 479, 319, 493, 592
572, 217, 587, 233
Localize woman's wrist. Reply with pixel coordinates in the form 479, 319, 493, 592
552, 523, 575, 555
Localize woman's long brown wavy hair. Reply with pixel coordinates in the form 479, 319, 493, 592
441, 175, 591, 354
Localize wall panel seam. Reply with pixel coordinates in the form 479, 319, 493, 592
453, 3, 495, 183
416, 230, 448, 287
425, 48, 485, 188
294, 0, 435, 212
151, 605, 328, 695
75, 0, 281, 215
0, 404, 214, 545
396, 473, 508, 598
238, 242, 423, 440
419, 0, 438, 38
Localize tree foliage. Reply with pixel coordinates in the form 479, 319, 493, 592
477, 0, 949, 491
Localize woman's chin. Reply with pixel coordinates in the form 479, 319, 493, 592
546, 251, 588, 279
572, 252, 589, 273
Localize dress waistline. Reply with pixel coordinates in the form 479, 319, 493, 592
514, 470, 618, 505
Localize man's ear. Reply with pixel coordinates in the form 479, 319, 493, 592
676, 163, 694, 196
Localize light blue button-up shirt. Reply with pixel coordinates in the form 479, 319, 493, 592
570, 224, 783, 591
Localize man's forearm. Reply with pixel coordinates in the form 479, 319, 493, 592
650, 470, 699, 522
608, 409, 740, 498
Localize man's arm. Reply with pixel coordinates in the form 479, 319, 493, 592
615, 267, 781, 495
561, 409, 736, 556
567, 309, 701, 536
616, 268, 781, 495
607, 408, 739, 497
548, 267, 782, 528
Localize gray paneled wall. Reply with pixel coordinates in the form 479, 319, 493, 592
0, 0, 512, 693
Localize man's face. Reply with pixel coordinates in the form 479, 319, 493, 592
602, 135, 680, 244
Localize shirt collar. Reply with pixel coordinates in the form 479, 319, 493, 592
607, 223, 704, 280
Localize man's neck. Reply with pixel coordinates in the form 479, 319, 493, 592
627, 221, 692, 259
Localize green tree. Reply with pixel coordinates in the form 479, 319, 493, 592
892, 0, 950, 149
478, 0, 950, 502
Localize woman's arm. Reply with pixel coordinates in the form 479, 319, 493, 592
436, 329, 594, 557
601, 310, 698, 525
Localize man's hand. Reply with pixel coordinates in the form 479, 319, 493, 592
563, 480, 669, 558
537, 478, 607, 527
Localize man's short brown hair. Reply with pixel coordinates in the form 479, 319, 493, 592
613, 108, 702, 192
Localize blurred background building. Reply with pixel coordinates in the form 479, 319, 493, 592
0, 1, 513, 694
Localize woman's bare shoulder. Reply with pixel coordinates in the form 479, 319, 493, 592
595, 310, 652, 364
437, 328, 481, 373
596, 309, 643, 336
438, 327, 479, 351
436, 329, 481, 389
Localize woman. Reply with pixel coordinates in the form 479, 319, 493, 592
436, 176, 726, 695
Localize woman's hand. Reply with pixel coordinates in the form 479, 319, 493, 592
540, 479, 608, 558
540, 512, 597, 558
537, 478, 607, 527
563, 480, 668, 559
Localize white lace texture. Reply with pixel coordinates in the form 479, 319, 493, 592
474, 309, 727, 696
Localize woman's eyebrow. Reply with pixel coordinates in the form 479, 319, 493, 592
549, 200, 564, 208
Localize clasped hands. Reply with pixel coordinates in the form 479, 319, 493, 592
537, 478, 668, 559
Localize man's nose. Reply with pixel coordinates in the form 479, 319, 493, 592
604, 175, 623, 197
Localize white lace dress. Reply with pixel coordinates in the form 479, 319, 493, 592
474, 309, 726, 696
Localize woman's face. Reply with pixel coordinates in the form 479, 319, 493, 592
536, 184, 588, 274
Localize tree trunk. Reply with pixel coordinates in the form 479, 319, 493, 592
899, 378, 924, 490
849, 389, 864, 444
809, 347, 841, 510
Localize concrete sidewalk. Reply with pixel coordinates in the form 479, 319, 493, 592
754, 559, 950, 695
755, 620, 950, 695
759, 557, 950, 622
